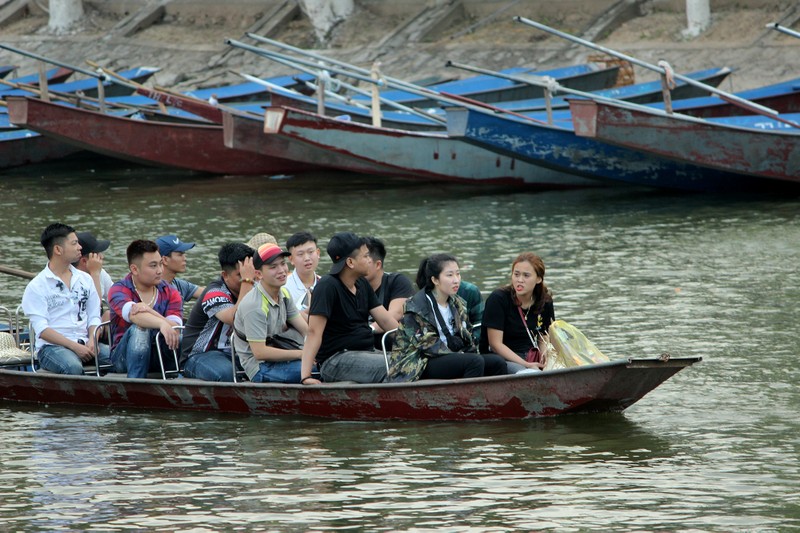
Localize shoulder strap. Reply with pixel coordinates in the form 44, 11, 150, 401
517, 306, 537, 348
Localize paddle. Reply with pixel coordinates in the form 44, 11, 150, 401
0, 265, 35, 280
514, 16, 800, 129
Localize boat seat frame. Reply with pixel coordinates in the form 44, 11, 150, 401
154, 325, 184, 380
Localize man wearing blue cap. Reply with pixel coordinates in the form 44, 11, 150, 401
156, 234, 204, 304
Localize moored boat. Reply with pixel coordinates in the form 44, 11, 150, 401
569, 98, 800, 183
6, 96, 317, 175
0, 356, 700, 421
223, 105, 598, 188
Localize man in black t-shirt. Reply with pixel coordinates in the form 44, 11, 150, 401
300, 232, 399, 385
364, 236, 414, 350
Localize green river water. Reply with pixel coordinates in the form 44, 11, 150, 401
0, 158, 798, 530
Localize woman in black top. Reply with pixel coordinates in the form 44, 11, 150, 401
480, 252, 554, 373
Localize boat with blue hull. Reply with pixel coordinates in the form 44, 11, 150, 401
445, 106, 786, 192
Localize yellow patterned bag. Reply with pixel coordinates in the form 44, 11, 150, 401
544, 320, 610, 370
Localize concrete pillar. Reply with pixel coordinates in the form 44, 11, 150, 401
48, 0, 85, 32
298, 0, 354, 43
684, 0, 710, 38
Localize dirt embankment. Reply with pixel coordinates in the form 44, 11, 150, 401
0, 1, 798, 94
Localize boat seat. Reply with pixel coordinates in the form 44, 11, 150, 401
154, 325, 184, 380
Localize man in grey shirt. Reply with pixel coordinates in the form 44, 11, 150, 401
232, 243, 308, 383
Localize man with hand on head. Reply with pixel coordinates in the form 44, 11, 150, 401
300, 232, 399, 385
181, 242, 257, 382
73, 231, 113, 305
233, 243, 308, 383
156, 234, 204, 303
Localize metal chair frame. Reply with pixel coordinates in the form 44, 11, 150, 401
154, 325, 184, 380
230, 337, 248, 383
92, 319, 114, 377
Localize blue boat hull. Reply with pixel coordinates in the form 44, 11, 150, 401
446, 107, 779, 192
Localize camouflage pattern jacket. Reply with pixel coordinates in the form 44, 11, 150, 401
387, 290, 477, 382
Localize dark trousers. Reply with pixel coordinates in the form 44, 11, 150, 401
422, 352, 508, 379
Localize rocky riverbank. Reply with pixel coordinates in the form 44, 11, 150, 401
1, 1, 799, 96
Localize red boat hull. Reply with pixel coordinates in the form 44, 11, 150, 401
6, 97, 317, 175
0, 358, 699, 421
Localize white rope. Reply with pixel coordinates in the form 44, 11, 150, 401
657, 59, 676, 89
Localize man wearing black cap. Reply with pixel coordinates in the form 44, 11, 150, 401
232, 243, 308, 383
73, 231, 114, 303
155, 234, 204, 304
300, 232, 400, 385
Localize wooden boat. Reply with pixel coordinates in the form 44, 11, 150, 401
223, 105, 598, 187
1, 67, 160, 100
0, 356, 700, 421
6, 96, 317, 175
0, 66, 74, 90
0, 128, 83, 169
445, 106, 790, 192
349, 63, 621, 107
498, 67, 733, 112
0, 65, 16, 79
569, 99, 800, 183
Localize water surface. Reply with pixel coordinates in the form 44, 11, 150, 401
1, 160, 798, 530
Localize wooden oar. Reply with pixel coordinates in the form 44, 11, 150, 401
0, 77, 142, 114
514, 16, 800, 129
227, 39, 447, 125
0, 265, 35, 280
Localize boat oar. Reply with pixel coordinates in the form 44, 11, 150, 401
85, 60, 168, 113
0, 77, 143, 114
0, 265, 35, 280
767, 22, 800, 40
226, 39, 447, 125
514, 16, 800, 128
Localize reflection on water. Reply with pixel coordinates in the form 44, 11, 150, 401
1, 161, 799, 530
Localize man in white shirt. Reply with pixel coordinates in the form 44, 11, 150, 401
22, 223, 104, 375
284, 231, 321, 316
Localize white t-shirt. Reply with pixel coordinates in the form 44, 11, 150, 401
285, 270, 319, 311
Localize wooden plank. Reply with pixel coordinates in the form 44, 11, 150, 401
0, 0, 30, 29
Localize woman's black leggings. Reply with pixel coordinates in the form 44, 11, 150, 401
422, 352, 508, 379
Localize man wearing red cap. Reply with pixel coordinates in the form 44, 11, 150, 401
300, 232, 399, 385
232, 243, 309, 383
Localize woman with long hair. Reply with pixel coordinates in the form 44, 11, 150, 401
480, 252, 555, 373
387, 253, 507, 382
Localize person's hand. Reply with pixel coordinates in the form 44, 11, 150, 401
302, 377, 321, 386
160, 323, 181, 350
129, 302, 150, 316
239, 256, 256, 282
86, 253, 103, 276
73, 341, 95, 362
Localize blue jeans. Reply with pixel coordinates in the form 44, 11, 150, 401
111, 325, 178, 379
38, 344, 112, 376
320, 350, 387, 383
184, 350, 237, 382
251, 359, 303, 383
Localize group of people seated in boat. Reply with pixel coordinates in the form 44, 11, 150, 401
20, 222, 555, 384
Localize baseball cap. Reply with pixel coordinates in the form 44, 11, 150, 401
327, 232, 362, 275
254, 243, 291, 269
76, 231, 110, 256
156, 235, 195, 257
